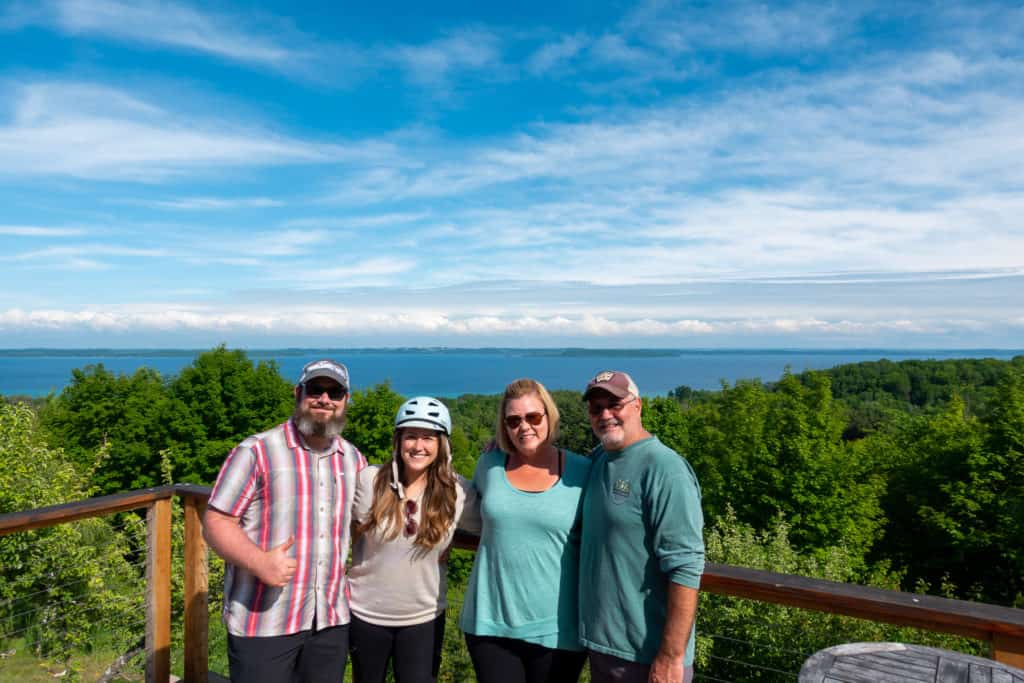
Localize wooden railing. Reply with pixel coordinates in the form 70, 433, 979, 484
0, 485, 209, 683
3, 486, 1024, 682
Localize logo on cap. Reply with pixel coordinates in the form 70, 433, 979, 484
594, 371, 615, 383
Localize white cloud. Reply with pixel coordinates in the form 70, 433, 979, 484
526, 34, 588, 75
0, 225, 85, 236
294, 257, 419, 284
621, 0, 852, 54
0, 81, 366, 180
130, 197, 284, 210
7, 0, 305, 69
0, 305, 1004, 340
389, 29, 503, 87
8, 244, 165, 261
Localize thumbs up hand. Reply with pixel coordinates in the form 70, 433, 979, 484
256, 536, 297, 587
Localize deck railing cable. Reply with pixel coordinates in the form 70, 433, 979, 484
4, 484, 1024, 682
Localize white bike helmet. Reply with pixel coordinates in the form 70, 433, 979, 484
394, 396, 451, 435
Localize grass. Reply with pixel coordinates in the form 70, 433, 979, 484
0, 637, 142, 682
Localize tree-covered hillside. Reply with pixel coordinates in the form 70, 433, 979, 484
2, 349, 1022, 679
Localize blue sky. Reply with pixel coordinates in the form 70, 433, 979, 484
1, 0, 1022, 348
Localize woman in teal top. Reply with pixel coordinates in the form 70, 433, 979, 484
460, 378, 591, 683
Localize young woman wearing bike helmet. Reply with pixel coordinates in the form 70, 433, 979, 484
348, 396, 479, 683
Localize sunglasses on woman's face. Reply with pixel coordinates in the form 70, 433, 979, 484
504, 412, 546, 429
403, 499, 418, 537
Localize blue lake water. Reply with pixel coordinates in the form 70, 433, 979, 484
0, 348, 1020, 398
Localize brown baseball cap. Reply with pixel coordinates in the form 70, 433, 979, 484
583, 370, 640, 400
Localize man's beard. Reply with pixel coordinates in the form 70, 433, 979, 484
599, 432, 625, 450
294, 405, 346, 440
596, 420, 626, 450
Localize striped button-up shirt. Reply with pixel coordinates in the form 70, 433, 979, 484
209, 419, 367, 637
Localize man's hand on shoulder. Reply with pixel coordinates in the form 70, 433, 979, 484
255, 536, 297, 587
649, 650, 684, 683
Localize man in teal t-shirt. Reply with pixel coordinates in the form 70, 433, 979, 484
579, 370, 705, 683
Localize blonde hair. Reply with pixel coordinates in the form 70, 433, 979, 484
355, 429, 457, 550
494, 378, 561, 454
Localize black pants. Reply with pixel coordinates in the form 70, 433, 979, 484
350, 612, 446, 683
464, 633, 586, 683
227, 623, 348, 683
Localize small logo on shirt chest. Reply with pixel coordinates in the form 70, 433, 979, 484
612, 479, 631, 504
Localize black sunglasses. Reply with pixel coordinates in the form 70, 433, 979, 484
303, 382, 346, 400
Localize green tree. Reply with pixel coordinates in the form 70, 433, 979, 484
169, 346, 293, 484
0, 402, 143, 675
881, 371, 1024, 605
344, 382, 406, 464
39, 364, 197, 494
552, 390, 596, 456
641, 395, 689, 456
685, 374, 884, 563
697, 507, 980, 682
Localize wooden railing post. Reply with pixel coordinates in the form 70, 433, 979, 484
146, 497, 172, 683
183, 495, 209, 683
992, 632, 1024, 669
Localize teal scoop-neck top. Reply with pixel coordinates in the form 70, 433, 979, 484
459, 448, 592, 651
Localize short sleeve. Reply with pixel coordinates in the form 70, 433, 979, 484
208, 442, 261, 518
352, 465, 378, 525
346, 440, 368, 472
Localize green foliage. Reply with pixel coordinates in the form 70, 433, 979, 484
641, 395, 689, 457
11, 348, 1024, 682
344, 382, 406, 464
169, 345, 293, 484
446, 393, 502, 460
39, 364, 195, 494
684, 373, 885, 563
0, 402, 144, 676
38, 347, 294, 493
698, 509, 983, 681
874, 367, 1024, 605
551, 390, 597, 455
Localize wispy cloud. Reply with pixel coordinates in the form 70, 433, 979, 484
0, 225, 85, 236
8, 244, 166, 261
125, 196, 285, 210
5, 0, 306, 69
388, 29, 503, 88
0, 81, 368, 180
526, 34, 588, 75
621, 0, 853, 54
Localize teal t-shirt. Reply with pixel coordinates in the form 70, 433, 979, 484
579, 436, 705, 665
459, 448, 591, 651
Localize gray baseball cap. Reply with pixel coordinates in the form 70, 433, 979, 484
297, 359, 350, 391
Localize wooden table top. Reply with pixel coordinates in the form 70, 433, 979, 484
799, 642, 1024, 682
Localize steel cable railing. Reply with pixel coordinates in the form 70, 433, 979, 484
4, 485, 1024, 683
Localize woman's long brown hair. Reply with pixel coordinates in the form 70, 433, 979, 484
355, 430, 457, 550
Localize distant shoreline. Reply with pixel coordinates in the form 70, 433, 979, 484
1, 347, 1021, 358
4, 348, 1021, 399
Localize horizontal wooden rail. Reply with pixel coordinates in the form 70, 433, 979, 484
3, 487, 1024, 673
702, 562, 1024, 642
0, 485, 176, 535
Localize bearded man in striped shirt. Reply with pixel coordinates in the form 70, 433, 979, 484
204, 359, 367, 683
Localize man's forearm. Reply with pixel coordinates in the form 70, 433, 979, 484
659, 582, 699, 659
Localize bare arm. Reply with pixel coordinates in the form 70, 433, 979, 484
649, 583, 698, 683
203, 507, 296, 587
